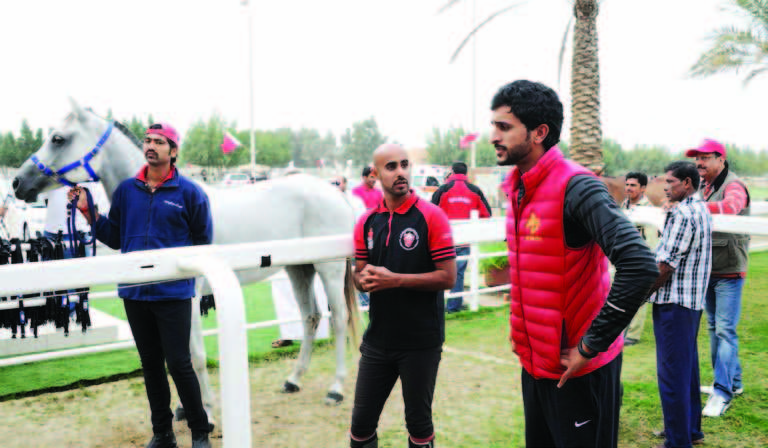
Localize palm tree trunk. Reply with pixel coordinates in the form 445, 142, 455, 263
569, 0, 603, 174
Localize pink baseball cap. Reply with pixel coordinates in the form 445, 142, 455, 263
145, 123, 180, 146
685, 139, 726, 158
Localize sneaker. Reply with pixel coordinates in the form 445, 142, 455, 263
701, 384, 743, 396
702, 393, 731, 417
652, 429, 704, 445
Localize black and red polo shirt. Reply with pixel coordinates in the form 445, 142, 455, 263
354, 192, 456, 350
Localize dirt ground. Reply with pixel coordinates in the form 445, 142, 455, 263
1, 344, 522, 448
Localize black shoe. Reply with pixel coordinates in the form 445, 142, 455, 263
652, 429, 704, 445
146, 431, 178, 448
191, 432, 212, 448
408, 436, 434, 448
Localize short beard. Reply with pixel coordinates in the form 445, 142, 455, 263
496, 132, 532, 166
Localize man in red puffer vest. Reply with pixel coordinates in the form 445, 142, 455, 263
490, 80, 658, 447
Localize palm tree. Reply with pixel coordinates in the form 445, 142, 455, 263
690, 0, 768, 84
442, 0, 604, 174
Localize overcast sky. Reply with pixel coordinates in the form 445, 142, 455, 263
1, 0, 766, 154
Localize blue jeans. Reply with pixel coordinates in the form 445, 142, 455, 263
704, 277, 744, 400
447, 246, 470, 312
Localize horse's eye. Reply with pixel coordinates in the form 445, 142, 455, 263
51, 135, 65, 145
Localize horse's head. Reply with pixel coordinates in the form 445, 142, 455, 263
13, 99, 111, 202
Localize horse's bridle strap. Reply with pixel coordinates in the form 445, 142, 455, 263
31, 121, 115, 188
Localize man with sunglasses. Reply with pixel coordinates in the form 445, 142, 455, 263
69, 123, 213, 448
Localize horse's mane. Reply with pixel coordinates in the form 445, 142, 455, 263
113, 121, 143, 149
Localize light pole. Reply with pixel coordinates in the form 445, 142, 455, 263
470, 0, 477, 169
244, 0, 256, 176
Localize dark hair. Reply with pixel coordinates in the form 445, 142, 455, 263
625, 171, 648, 187
362, 166, 373, 177
147, 123, 177, 164
665, 161, 700, 190
491, 80, 563, 150
451, 161, 468, 175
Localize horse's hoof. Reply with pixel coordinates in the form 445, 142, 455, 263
282, 381, 300, 393
325, 391, 343, 406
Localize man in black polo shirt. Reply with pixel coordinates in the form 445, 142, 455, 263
349, 144, 457, 448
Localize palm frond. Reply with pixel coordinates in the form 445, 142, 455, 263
743, 64, 768, 83
449, 3, 525, 63
437, 0, 465, 15
732, 0, 768, 27
690, 23, 768, 78
557, 15, 575, 88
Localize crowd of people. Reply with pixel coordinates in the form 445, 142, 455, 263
58, 78, 751, 448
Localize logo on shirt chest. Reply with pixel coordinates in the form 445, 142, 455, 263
524, 212, 541, 241
399, 227, 420, 251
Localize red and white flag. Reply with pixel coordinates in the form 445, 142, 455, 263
459, 132, 479, 149
221, 131, 243, 154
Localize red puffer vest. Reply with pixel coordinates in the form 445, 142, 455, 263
503, 148, 622, 379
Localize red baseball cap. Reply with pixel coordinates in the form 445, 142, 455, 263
145, 123, 180, 146
685, 139, 726, 158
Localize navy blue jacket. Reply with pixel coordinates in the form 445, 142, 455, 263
94, 168, 213, 301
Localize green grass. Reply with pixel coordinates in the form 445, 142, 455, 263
618, 252, 768, 447
746, 186, 768, 201
1, 254, 767, 446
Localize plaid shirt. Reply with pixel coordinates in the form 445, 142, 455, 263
650, 195, 712, 310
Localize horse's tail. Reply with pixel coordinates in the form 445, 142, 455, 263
344, 258, 361, 345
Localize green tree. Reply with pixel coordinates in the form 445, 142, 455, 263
234, 128, 293, 167
690, 0, 768, 84
14, 120, 39, 168
426, 127, 468, 166
341, 117, 387, 166
442, 0, 604, 173
0, 132, 17, 167
290, 128, 337, 168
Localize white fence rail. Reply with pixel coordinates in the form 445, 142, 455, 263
0, 207, 767, 447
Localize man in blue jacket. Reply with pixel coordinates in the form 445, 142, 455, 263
70, 123, 213, 448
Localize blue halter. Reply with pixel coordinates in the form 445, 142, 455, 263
30, 121, 114, 187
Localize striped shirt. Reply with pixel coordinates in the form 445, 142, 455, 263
650, 195, 712, 310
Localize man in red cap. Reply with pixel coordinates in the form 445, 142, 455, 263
69, 123, 213, 448
686, 139, 750, 418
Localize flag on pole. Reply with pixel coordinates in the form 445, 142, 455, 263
221, 131, 243, 154
459, 132, 479, 149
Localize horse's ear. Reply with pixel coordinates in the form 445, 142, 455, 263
68, 98, 88, 123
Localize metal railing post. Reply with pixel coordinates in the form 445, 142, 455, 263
178, 256, 251, 448
468, 210, 480, 311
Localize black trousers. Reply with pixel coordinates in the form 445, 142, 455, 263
124, 299, 209, 435
350, 341, 442, 440
522, 353, 622, 448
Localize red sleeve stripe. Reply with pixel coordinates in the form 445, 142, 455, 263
432, 253, 456, 261
431, 247, 457, 257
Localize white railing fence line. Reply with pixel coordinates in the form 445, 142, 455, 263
0, 208, 767, 447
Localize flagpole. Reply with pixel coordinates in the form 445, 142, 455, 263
245, 0, 256, 176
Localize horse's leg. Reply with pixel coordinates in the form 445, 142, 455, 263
187, 281, 216, 426
283, 264, 320, 393
315, 260, 349, 405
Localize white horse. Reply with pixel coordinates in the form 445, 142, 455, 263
11, 100, 360, 406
